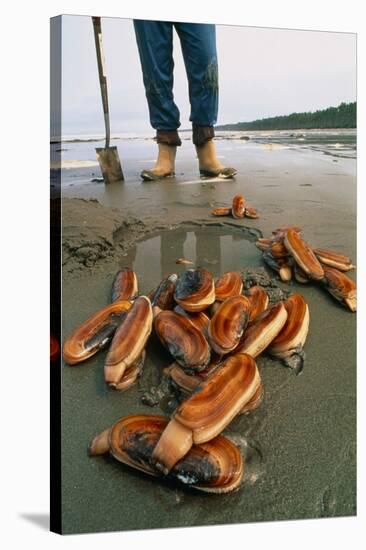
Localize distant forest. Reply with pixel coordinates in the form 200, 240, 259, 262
216, 102, 356, 131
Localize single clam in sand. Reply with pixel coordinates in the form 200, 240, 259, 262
211, 194, 259, 219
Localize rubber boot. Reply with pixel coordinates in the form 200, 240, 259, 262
140, 144, 176, 181
196, 139, 237, 179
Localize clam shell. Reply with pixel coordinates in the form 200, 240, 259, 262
211, 207, 232, 217
174, 305, 210, 337
244, 206, 259, 219
174, 353, 260, 444
236, 301, 288, 357
270, 240, 289, 259
232, 195, 246, 219
111, 268, 138, 302
154, 310, 211, 372
268, 294, 309, 357
113, 350, 146, 392
151, 274, 178, 310
313, 248, 355, 272
272, 225, 302, 237
174, 268, 215, 312
63, 301, 132, 365
284, 228, 324, 280
255, 238, 271, 251
152, 354, 260, 473
246, 285, 269, 322
208, 295, 251, 354
215, 271, 243, 301
106, 414, 243, 493
240, 381, 264, 414
293, 263, 310, 283
104, 296, 153, 385
322, 267, 357, 312
262, 251, 292, 281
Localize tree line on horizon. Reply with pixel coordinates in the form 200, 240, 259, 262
216, 102, 356, 131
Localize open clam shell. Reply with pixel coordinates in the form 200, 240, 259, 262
104, 296, 153, 386
246, 285, 269, 322
154, 310, 211, 372
111, 267, 138, 302
152, 354, 260, 472
313, 248, 355, 272
150, 274, 178, 310
321, 267, 357, 312
232, 195, 246, 219
284, 228, 324, 281
268, 294, 309, 357
174, 268, 215, 312
236, 301, 288, 358
208, 295, 251, 355
63, 300, 132, 365
101, 414, 243, 494
215, 271, 243, 301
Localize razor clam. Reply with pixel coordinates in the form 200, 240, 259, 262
215, 271, 243, 301
111, 267, 138, 302
284, 228, 324, 281
150, 273, 178, 310
63, 300, 132, 365
174, 268, 215, 312
232, 195, 246, 219
313, 248, 355, 272
113, 350, 146, 392
90, 414, 244, 494
104, 296, 153, 386
262, 251, 292, 282
321, 267, 357, 312
211, 207, 232, 217
208, 295, 251, 355
154, 310, 211, 372
152, 353, 260, 473
236, 301, 288, 358
244, 206, 259, 219
174, 305, 210, 337
246, 285, 269, 322
268, 294, 309, 360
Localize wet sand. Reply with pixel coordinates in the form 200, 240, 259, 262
60, 136, 356, 534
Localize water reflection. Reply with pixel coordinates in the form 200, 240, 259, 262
122, 225, 260, 292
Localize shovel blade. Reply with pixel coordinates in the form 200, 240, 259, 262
95, 146, 124, 184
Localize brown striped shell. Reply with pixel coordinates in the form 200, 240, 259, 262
174, 305, 210, 337
236, 301, 288, 358
321, 267, 357, 312
104, 296, 153, 386
246, 285, 269, 322
208, 295, 251, 354
284, 228, 324, 281
150, 274, 178, 310
154, 310, 211, 372
313, 248, 355, 272
100, 414, 244, 494
215, 271, 243, 301
244, 206, 259, 219
63, 300, 132, 365
232, 195, 246, 219
174, 268, 215, 312
111, 267, 138, 302
268, 294, 309, 357
211, 207, 232, 217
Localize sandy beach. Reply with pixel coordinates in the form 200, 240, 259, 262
59, 131, 356, 534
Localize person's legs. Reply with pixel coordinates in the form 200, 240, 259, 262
133, 20, 181, 179
174, 22, 236, 178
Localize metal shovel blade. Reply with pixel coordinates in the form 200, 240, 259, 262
95, 146, 124, 184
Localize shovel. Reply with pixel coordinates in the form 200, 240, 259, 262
92, 16, 124, 183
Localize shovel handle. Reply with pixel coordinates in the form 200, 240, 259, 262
92, 16, 110, 148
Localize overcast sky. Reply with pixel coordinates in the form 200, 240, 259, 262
60, 15, 356, 136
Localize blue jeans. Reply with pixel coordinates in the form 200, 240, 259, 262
133, 20, 218, 146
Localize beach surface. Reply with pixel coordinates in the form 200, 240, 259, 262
59, 130, 356, 534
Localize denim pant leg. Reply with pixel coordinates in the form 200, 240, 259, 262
174, 23, 218, 128
133, 20, 181, 134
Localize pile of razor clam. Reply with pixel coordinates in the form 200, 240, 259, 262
63, 243, 319, 494
256, 225, 357, 312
